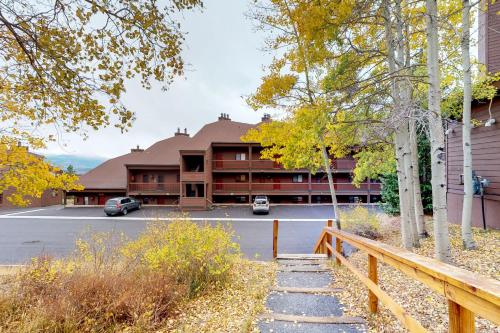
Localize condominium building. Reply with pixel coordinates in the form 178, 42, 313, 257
68, 114, 381, 209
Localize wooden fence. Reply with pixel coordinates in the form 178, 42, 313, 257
309, 220, 500, 333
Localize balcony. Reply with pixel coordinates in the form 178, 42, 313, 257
128, 183, 180, 194
211, 182, 380, 194
211, 158, 356, 172
251, 160, 282, 169
213, 183, 250, 193
311, 183, 373, 192
253, 183, 309, 192
332, 158, 356, 171
212, 160, 250, 170
182, 172, 205, 182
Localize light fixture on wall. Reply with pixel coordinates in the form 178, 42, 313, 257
484, 118, 496, 127
445, 120, 458, 135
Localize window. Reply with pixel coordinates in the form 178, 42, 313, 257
143, 174, 149, 183
157, 175, 164, 183
235, 196, 247, 203
292, 175, 303, 183
236, 153, 246, 160
235, 174, 247, 182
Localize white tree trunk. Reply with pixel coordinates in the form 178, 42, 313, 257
383, 0, 414, 249
396, 0, 419, 247
461, 0, 476, 249
321, 144, 341, 230
395, 130, 414, 249
410, 113, 428, 238
425, 0, 452, 262
402, 114, 420, 246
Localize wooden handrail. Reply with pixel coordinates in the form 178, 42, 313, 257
314, 224, 500, 333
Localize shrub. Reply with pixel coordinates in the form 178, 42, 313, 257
0, 218, 241, 332
339, 206, 381, 239
122, 220, 241, 296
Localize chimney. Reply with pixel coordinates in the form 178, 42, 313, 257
17, 141, 28, 152
175, 127, 189, 136
131, 145, 144, 153
218, 113, 231, 121
261, 113, 271, 122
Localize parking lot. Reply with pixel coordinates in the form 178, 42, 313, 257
0, 205, 364, 264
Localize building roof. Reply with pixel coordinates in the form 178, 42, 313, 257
77, 152, 143, 190
185, 119, 256, 150
76, 117, 258, 190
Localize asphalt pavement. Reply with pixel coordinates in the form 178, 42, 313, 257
0, 205, 369, 264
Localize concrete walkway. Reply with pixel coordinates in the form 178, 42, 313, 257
258, 254, 366, 333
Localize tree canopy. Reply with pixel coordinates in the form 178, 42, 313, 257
0, 0, 202, 205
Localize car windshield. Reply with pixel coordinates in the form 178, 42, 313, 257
105, 199, 118, 206
255, 199, 267, 204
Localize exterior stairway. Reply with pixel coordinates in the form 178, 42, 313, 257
258, 254, 366, 333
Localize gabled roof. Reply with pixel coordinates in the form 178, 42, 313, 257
76, 118, 259, 190
184, 119, 256, 150
128, 135, 191, 165
77, 152, 145, 190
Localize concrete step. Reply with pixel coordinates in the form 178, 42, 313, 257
260, 312, 364, 324
258, 320, 366, 333
278, 266, 330, 273
277, 259, 328, 266
265, 291, 344, 317
277, 271, 332, 288
272, 286, 342, 294
276, 254, 328, 260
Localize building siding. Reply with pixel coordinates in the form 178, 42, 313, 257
446, 97, 500, 228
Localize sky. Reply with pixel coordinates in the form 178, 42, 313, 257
41, 0, 270, 159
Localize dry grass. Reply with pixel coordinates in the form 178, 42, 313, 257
0, 219, 246, 333
163, 260, 277, 333
330, 216, 500, 333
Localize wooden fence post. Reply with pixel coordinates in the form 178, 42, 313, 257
368, 254, 378, 313
448, 300, 475, 333
326, 219, 333, 257
335, 237, 342, 265
273, 219, 279, 259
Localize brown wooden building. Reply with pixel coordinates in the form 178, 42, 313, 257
69, 114, 381, 209
0, 187, 62, 210
446, 1, 500, 229
0, 150, 63, 209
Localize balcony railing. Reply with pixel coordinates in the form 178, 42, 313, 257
181, 171, 205, 182
212, 158, 356, 171
211, 182, 379, 193
311, 183, 370, 191
252, 183, 309, 191
213, 183, 250, 192
332, 158, 356, 170
212, 160, 250, 169
251, 160, 281, 169
128, 183, 180, 194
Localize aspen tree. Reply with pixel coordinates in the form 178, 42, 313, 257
460, 0, 476, 249
425, 0, 452, 262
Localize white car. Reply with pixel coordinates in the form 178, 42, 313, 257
252, 196, 270, 214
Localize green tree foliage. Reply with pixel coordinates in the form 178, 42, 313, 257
380, 133, 433, 215
66, 164, 76, 175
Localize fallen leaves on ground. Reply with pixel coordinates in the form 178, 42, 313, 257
163, 259, 276, 333
329, 216, 500, 333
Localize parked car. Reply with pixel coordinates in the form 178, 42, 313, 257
104, 197, 141, 216
252, 195, 270, 214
